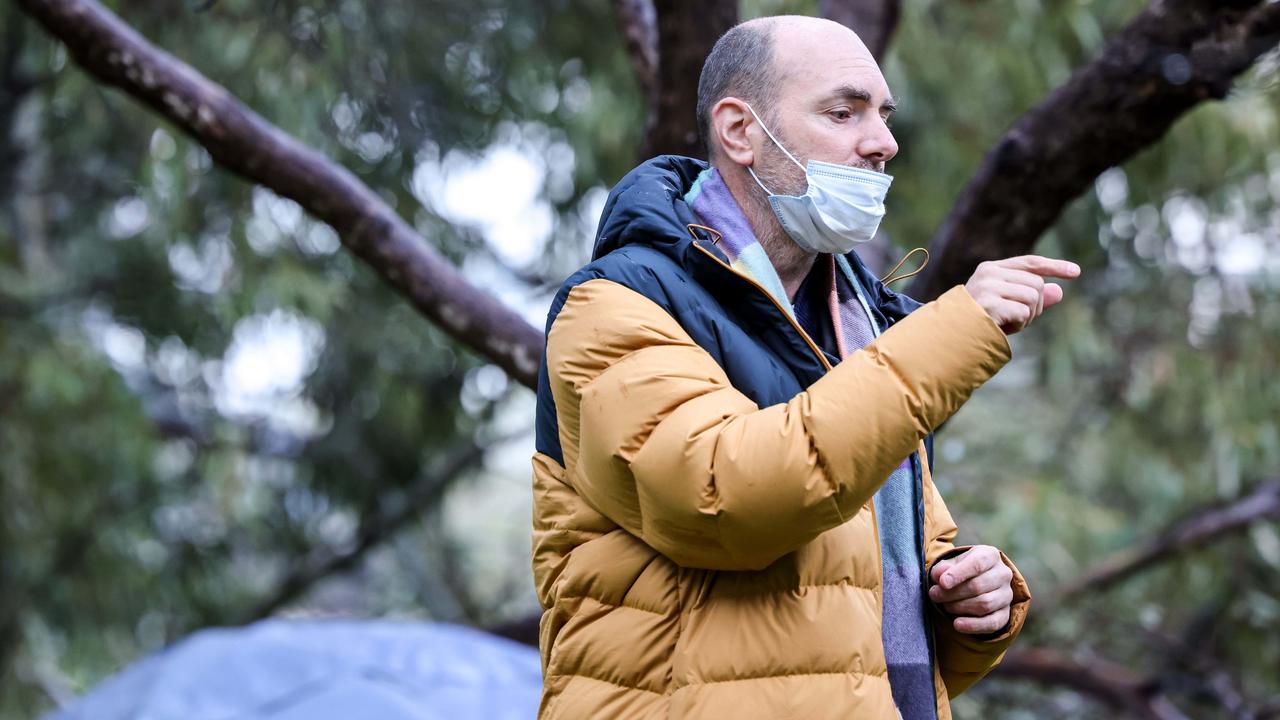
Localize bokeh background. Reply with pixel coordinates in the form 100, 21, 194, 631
2, 0, 1279, 718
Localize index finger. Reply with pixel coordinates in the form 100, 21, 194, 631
997, 255, 1081, 279
930, 558, 955, 586
936, 548, 997, 590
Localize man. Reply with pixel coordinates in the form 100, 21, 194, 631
531, 15, 1078, 719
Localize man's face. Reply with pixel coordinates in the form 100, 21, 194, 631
750, 21, 899, 198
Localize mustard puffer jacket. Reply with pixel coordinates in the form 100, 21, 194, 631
531, 156, 1031, 719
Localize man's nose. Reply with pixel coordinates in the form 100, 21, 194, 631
859, 117, 898, 166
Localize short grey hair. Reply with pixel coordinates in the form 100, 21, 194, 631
695, 22, 781, 158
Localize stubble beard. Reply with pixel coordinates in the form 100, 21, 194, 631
746, 139, 817, 282
743, 137, 886, 282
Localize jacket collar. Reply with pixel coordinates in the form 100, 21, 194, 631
592, 155, 922, 355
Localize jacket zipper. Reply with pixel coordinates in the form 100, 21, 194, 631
695, 239, 940, 716
693, 240, 888, 681
690, 242, 833, 372
912, 448, 942, 718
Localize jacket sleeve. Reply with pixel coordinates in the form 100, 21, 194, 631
923, 480, 1032, 696
546, 277, 1011, 571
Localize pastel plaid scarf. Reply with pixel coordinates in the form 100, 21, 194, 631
685, 168, 936, 720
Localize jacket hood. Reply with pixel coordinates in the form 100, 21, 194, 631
592, 155, 708, 262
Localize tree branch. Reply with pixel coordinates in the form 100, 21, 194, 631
910, 0, 1280, 301
995, 647, 1190, 720
15, 0, 544, 388
236, 438, 489, 623
818, 0, 902, 61
1050, 479, 1280, 605
638, 0, 737, 159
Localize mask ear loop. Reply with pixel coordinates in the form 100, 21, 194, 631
743, 102, 807, 173
686, 223, 723, 245
880, 247, 929, 285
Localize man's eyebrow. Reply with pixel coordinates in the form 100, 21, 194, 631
824, 84, 898, 113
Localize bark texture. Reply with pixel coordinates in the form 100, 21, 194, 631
619, 0, 737, 159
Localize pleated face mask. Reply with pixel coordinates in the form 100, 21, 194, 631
744, 102, 893, 255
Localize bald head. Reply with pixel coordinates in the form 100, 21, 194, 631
751, 15, 874, 61
696, 16, 876, 158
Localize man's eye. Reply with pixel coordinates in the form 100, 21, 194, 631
830, 110, 852, 121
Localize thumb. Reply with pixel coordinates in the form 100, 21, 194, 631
1042, 283, 1065, 309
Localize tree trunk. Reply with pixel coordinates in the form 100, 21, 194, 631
637, 0, 738, 159
818, 0, 902, 61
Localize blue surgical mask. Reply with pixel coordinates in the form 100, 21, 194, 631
744, 103, 893, 255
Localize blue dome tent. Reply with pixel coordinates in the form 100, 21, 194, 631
47, 619, 542, 720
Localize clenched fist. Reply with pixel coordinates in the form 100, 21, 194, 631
929, 545, 1015, 635
964, 255, 1081, 334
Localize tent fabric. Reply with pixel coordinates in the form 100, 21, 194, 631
48, 619, 542, 720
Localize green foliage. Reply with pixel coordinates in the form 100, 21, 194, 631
1, 0, 1278, 717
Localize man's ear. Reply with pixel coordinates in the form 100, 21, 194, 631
710, 97, 755, 167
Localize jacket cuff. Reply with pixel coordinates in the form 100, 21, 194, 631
950, 285, 1013, 361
